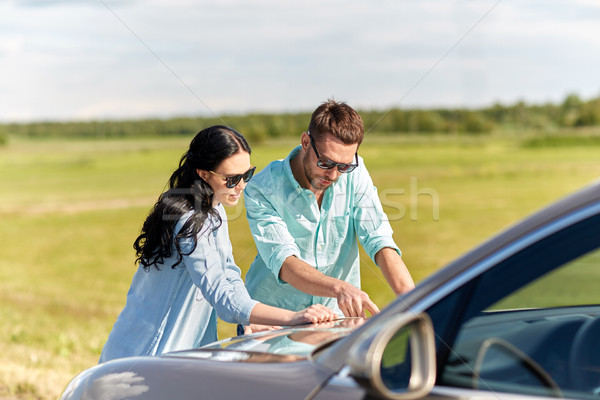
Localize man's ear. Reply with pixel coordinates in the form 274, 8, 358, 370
300, 131, 310, 151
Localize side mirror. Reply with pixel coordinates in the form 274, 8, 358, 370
347, 312, 436, 399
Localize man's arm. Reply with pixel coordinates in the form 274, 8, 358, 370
375, 247, 415, 295
279, 255, 380, 318
350, 161, 415, 297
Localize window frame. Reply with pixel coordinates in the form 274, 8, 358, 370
428, 210, 600, 398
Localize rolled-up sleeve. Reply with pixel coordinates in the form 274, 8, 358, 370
245, 180, 300, 283
352, 164, 401, 262
179, 216, 259, 325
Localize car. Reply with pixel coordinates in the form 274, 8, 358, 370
59, 180, 600, 400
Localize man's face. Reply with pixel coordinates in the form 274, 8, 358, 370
301, 132, 359, 191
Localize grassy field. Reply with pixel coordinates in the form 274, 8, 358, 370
0, 133, 598, 399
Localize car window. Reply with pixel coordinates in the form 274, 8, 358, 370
436, 211, 600, 399
492, 248, 600, 310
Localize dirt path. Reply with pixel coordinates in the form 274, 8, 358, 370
0, 197, 156, 216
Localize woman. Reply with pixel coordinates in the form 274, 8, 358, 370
99, 125, 336, 363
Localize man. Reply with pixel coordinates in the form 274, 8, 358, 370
244, 99, 414, 318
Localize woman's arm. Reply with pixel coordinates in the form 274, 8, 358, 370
249, 303, 337, 326
182, 212, 337, 327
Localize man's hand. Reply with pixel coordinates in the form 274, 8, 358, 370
335, 281, 380, 317
280, 256, 381, 318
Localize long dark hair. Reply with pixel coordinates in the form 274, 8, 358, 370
134, 125, 251, 270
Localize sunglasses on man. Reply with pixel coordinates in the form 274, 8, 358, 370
308, 131, 358, 173
210, 166, 256, 188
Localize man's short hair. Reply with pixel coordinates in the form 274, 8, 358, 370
308, 99, 364, 146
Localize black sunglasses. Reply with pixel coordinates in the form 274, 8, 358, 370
209, 166, 256, 188
308, 131, 358, 173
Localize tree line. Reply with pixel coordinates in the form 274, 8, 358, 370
1, 93, 599, 144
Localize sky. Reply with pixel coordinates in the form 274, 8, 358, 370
1, 0, 600, 123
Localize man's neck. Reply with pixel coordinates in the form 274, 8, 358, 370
290, 150, 326, 206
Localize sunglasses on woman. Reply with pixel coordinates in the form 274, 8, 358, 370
308, 131, 358, 173
210, 166, 256, 188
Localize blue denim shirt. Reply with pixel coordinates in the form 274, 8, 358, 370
99, 204, 258, 362
244, 146, 400, 313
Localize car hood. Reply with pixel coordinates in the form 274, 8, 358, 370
163, 318, 364, 363
60, 319, 367, 400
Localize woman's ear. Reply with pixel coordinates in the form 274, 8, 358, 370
196, 169, 209, 182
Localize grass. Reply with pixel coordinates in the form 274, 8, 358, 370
0, 132, 599, 399
493, 249, 600, 309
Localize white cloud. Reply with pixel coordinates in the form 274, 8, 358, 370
1, 0, 600, 122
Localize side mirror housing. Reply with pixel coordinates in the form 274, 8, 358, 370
347, 312, 436, 399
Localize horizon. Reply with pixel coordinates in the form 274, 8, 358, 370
1, 91, 595, 126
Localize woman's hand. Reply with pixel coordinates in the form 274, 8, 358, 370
244, 324, 282, 334
290, 304, 337, 325
250, 303, 337, 328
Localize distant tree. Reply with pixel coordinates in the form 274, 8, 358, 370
3, 92, 600, 140
240, 115, 268, 143
560, 93, 583, 127
414, 110, 445, 133
574, 98, 600, 127
460, 111, 494, 133
485, 102, 509, 124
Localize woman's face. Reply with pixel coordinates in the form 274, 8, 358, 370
199, 151, 253, 208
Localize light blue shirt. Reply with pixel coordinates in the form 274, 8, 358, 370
99, 204, 258, 363
244, 146, 400, 313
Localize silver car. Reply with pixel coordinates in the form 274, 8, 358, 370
60, 181, 600, 400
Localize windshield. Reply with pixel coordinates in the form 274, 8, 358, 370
167, 319, 365, 362
207, 324, 356, 355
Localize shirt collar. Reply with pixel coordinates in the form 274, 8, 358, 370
283, 145, 302, 189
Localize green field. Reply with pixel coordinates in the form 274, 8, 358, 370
0, 133, 598, 399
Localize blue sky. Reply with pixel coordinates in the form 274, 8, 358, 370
1, 0, 600, 122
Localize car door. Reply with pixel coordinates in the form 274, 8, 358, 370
430, 207, 600, 399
